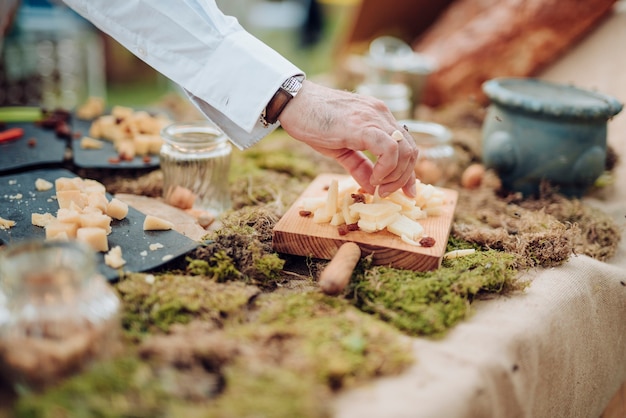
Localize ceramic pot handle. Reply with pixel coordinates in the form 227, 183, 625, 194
483, 130, 517, 174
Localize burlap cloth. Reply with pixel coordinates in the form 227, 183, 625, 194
333, 4, 626, 417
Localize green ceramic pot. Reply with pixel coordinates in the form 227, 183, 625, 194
482, 77, 623, 197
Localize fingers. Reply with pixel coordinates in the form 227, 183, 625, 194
366, 128, 418, 197
280, 81, 419, 197
325, 148, 376, 194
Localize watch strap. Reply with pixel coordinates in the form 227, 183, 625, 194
262, 86, 294, 126
261, 76, 303, 127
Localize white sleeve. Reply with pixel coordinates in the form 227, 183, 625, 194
62, 0, 304, 149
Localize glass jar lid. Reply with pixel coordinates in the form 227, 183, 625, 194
161, 121, 230, 153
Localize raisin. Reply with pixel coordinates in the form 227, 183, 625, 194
299, 210, 312, 217
351, 193, 366, 203
419, 237, 436, 247
347, 223, 359, 231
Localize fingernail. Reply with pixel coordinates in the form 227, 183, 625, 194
409, 183, 416, 197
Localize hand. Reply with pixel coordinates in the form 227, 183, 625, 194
278, 81, 419, 197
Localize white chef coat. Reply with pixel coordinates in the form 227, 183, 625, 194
62, 0, 304, 149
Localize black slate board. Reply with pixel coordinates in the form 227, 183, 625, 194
0, 168, 198, 281
70, 118, 160, 169
0, 122, 68, 173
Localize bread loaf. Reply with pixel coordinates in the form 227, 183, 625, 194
414, 0, 618, 106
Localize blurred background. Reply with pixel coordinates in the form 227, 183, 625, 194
0, 0, 362, 110
2, 0, 623, 125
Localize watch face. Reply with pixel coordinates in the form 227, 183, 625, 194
282, 77, 303, 95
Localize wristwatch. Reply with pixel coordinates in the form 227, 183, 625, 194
260, 76, 303, 127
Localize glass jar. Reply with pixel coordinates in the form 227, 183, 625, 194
356, 83, 412, 120
160, 121, 232, 217
399, 120, 457, 186
0, 240, 121, 390
366, 36, 436, 110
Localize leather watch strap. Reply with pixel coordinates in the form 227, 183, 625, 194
262, 87, 294, 126
261, 76, 303, 127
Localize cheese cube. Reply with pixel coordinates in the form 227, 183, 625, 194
147, 135, 164, 155
133, 134, 152, 156
35, 178, 54, 191
104, 246, 126, 269
55, 177, 83, 192
87, 192, 109, 213
80, 136, 104, 150
79, 213, 112, 234
45, 220, 79, 240
106, 198, 129, 220
56, 190, 86, 210
77, 227, 109, 252
31, 212, 55, 227
56, 208, 81, 225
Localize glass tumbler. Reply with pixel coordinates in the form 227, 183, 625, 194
0, 240, 121, 390
160, 121, 232, 217
399, 120, 457, 186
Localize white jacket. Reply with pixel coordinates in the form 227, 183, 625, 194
62, 0, 304, 149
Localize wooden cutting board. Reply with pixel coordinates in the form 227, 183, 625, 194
272, 174, 458, 271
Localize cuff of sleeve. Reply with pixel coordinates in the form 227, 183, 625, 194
185, 29, 303, 134
185, 89, 278, 150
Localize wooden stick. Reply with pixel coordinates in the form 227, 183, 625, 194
318, 242, 361, 296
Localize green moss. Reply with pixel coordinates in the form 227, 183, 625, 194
13, 290, 411, 418
190, 207, 288, 289
202, 363, 330, 418
231, 292, 414, 391
254, 253, 286, 282
186, 251, 242, 282
13, 357, 169, 418
115, 274, 260, 337
350, 250, 524, 337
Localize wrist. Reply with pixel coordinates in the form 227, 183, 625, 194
261, 76, 304, 127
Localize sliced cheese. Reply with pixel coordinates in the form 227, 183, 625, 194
349, 201, 402, 223
313, 207, 333, 224
329, 212, 345, 226
143, 215, 174, 231
325, 179, 339, 218
387, 215, 424, 241
341, 193, 359, 225
300, 196, 326, 212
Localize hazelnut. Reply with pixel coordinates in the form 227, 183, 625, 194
415, 159, 443, 185
461, 163, 486, 189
